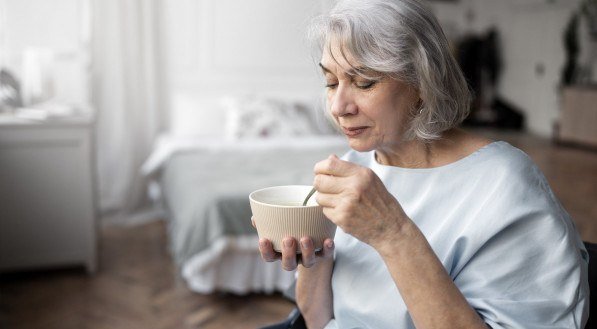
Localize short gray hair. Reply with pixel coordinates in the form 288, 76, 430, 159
308, 0, 471, 141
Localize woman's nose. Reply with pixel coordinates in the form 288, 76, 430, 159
330, 85, 358, 117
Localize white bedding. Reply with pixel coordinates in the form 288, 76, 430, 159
142, 133, 348, 294
141, 134, 347, 176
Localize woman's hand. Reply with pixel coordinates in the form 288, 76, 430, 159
252, 217, 334, 271
313, 154, 408, 250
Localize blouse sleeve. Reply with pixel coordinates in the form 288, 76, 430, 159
452, 156, 589, 328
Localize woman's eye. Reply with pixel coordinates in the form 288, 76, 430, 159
355, 80, 376, 89
325, 82, 338, 89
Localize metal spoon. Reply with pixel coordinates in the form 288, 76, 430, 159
302, 187, 317, 206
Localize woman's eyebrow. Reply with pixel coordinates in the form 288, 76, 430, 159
346, 67, 366, 77
319, 62, 371, 78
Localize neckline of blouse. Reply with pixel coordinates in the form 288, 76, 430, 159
370, 141, 506, 174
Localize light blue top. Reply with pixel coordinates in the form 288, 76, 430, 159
324, 141, 589, 329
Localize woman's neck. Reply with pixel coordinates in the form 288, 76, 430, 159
374, 129, 491, 169
375, 140, 436, 168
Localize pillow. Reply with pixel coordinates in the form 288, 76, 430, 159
222, 95, 322, 139
169, 92, 226, 137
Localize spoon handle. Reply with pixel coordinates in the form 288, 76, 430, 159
302, 187, 317, 206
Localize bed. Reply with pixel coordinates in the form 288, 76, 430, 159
142, 94, 348, 294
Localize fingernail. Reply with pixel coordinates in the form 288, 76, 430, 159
301, 240, 309, 249
284, 239, 293, 248
326, 240, 334, 249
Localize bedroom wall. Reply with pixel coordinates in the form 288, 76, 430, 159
428, 0, 582, 137
162, 0, 583, 138
163, 0, 334, 136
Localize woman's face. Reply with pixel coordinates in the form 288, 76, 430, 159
320, 48, 419, 153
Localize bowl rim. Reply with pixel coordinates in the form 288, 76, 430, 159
249, 185, 321, 208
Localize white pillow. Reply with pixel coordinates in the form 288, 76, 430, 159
222, 95, 322, 139
169, 92, 226, 137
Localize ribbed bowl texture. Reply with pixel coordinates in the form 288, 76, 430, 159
249, 185, 336, 253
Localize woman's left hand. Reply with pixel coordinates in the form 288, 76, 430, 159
313, 154, 409, 249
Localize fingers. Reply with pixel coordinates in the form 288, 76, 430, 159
313, 174, 345, 195
314, 154, 358, 177
281, 237, 298, 271
258, 238, 298, 271
315, 192, 336, 209
300, 237, 335, 267
260, 237, 335, 271
317, 238, 335, 259
299, 237, 316, 268
258, 239, 280, 262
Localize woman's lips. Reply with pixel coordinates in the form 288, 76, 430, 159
342, 126, 369, 137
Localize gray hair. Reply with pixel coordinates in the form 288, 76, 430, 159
308, 0, 471, 141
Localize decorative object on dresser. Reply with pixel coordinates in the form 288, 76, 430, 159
0, 69, 23, 112
557, 86, 597, 148
0, 115, 97, 273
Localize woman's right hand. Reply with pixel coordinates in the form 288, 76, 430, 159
252, 217, 334, 271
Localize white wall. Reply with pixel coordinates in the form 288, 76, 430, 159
164, 0, 332, 95
429, 0, 582, 136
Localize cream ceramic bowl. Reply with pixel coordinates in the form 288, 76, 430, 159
249, 185, 336, 253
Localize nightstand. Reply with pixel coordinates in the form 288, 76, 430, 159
0, 115, 98, 273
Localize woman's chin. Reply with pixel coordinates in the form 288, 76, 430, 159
347, 139, 376, 153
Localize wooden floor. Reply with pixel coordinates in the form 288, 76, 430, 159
0, 129, 596, 329
0, 222, 294, 329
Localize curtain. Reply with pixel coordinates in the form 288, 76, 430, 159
91, 0, 167, 222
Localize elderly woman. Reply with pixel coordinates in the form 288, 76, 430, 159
257, 0, 589, 328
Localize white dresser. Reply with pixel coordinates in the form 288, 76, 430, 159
0, 116, 97, 273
